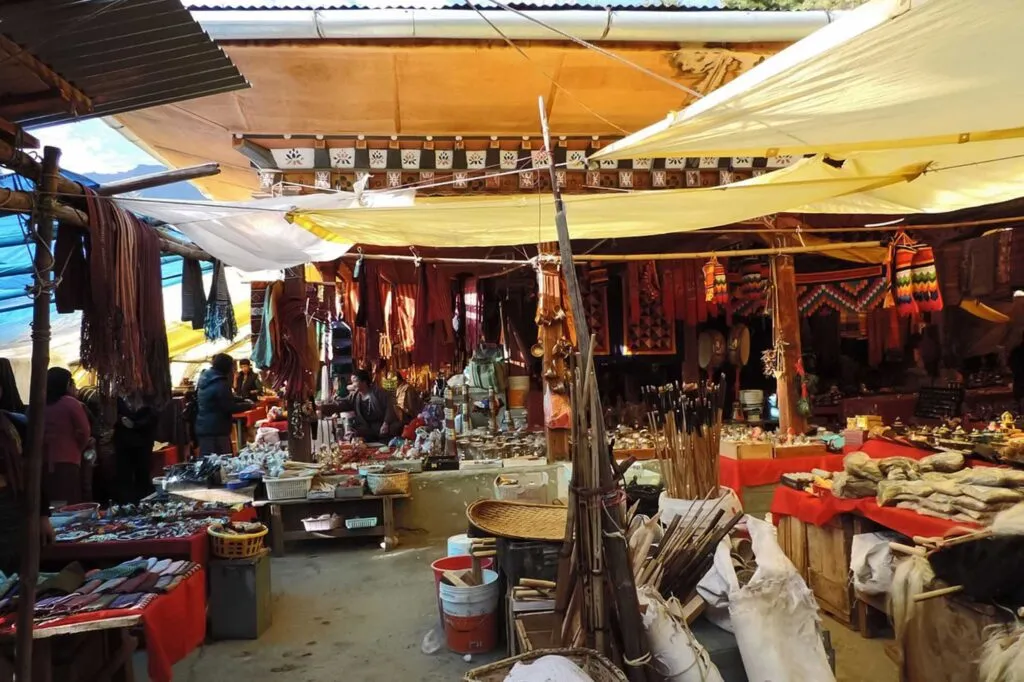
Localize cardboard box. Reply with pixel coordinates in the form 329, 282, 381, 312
774, 442, 828, 459
720, 440, 773, 460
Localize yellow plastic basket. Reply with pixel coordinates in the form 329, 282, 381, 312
207, 523, 268, 559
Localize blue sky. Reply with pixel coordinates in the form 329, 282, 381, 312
32, 118, 157, 175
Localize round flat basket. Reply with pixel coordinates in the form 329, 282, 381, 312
207, 523, 268, 559
698, 330, 726, 369
727, 323, 751, 366
466, 499, 566, 541
366, 470, 410, 495
463, 648, 627, 682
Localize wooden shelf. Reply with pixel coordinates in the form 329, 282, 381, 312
281, 526, 386, 542
253, 493, 410, 508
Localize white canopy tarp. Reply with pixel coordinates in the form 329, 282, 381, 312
117, 188, 415, 272
592, 0, 1024, 160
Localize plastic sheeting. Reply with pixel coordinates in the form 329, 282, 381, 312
116, 187, 415, 272
289, 156, 920, 248
593, 0, 1024, 160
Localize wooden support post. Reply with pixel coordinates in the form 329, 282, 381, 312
16, 145, 60, 682
773, 254, 808, 434
538, 241, 569, 462
283, 265, 313, 463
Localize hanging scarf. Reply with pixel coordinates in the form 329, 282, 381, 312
886, 232, 918, 317
180, 258, 206, 330
53, 222, 89, 314
713, 257, 729, 306
204, 259, 237, 341
703, 258, 717, 303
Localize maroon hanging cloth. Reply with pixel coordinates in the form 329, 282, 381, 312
355, 261, 384, 363
464, 276, 483, 353
627, 263, 642, 325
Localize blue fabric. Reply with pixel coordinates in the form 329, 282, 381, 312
0, 171, 210, 351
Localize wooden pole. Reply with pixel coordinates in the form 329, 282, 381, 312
773, 254, 808, 434
538, 241, 569, 462
15, 145, 60, 682
538, 97, 650, 682
95, 163, 220, 196
0, 187, 212, 261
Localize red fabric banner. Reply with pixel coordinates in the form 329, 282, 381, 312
719, 454, 845, 490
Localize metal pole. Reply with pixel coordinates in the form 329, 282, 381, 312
15, 144, 60, 682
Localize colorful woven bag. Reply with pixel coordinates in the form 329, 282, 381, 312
911, 244, 943, 312
886, 232, 918, 316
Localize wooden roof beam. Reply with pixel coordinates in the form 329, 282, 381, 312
0, 34, 91, 118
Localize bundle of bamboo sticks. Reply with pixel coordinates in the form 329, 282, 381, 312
645, 379, 725, 500
555, 338, 650, 682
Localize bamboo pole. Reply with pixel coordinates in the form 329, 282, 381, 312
15, 145, 60, 682
95, 163, 220, 196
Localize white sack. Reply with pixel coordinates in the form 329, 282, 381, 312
503, 655, 593, 682
729, 516, 835, 682
850, 531, 900, 596
696, 537, 739, 632
638, 586, 725, 682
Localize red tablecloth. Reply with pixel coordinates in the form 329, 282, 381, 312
770, 486, 979, 538
4, 569, 206, 682
845, 439, 932, 459
719, 454, 846, 490
44, 529, 208, 568
233, 406, 268, 428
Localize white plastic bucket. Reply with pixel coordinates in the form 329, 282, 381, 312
439, 569, 500, 654
658, 487, 743, 529
740, 390, 764, 407
447, 533, 473, 557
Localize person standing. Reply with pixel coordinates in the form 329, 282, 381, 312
42, 367, 92, 505
234, 358, 264, 400
114, 394, 157, 502
195, 354, 251, 455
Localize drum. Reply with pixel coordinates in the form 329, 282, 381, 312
727, 323, 751, 366
698, 330, 726, 370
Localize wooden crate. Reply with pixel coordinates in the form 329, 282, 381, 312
720, 441, 773, 460
514, 611, 560, 653
776, 513, 856, 625
773, 442, 827, 459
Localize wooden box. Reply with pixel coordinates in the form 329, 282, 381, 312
842, 428, 868, 450
776, 513, 855, 625
719, 440, 773, 460
773, 442, 827, 459
514, 611, 560, 653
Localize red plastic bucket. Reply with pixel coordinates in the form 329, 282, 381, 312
431, 555, 494, 624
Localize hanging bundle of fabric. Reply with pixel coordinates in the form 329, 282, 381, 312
911, 242, 943, 312
739, 258, 765, 301
204, 259, 237, 342
703, 258, 716, 303
180, 258, 206, 330
886, 232, 919, 317
713, 257, 729, 306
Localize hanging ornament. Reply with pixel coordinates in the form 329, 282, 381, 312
739, 257, 764, 300
911, 243, 943, 312
703, 257, 716, 303
886, 232, 919, 316
714, 257, 729, 306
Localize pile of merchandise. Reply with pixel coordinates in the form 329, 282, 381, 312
821, 451, 1024, 524
52, 500, 238, 544
0, 557, 200, 626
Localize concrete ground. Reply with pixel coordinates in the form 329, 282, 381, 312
158, 540, 897, 682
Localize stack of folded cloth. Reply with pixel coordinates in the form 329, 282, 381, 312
0, 557, 201, 621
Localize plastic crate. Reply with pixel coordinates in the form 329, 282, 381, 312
263, 476, 313, 501
345, 516, 379, 529
497, 538, 561, 586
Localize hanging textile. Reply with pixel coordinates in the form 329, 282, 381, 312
53, 223, 89, 314
703, 258, 716, 303
204, 260, 237, 342
75, 189, 172, 403
354, 260, 384, 363
887, 233, 919, 316
936, 243, 963, 307
713, 257, 729, 306
960, 235, 996, 298
463, 276, 483, 353
266, 282, 317, 400
180, 258, 206, 330
251, 280, 281, 370
739, 258, 766, 301
412, 265, 455, 368
626, 262, 642, 326
910, 244, 943, 312
661, 265, 676, 323
993, 229, 1014, 300
249, 281, 270, 349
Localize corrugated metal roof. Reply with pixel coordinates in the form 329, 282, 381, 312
0, 0, 249, 128
183, 0, 726, 9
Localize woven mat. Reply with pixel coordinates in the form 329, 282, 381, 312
466, 500, 567, 541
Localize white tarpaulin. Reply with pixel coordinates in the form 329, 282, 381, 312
593, 0, 1024, 160
117, 188, 414, 272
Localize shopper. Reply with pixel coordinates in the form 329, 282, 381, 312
338, 369, 400, 440
43, 367, 93, 505
114, 393, 158, 502
195, 353, 251, 455
393, 372, 421, 426
233, 358, 264, 400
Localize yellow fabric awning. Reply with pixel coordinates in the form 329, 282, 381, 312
289, 156, 921, 248
592, 0, 1024, 161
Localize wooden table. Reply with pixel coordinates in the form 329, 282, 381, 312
254, 494, 409, 555
0, 615, 141, 682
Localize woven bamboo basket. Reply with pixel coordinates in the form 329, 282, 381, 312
466, 499, 566, 541
366, 470, 410, 495
463, 648, 627, 682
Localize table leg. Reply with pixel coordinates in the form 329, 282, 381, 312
382, 497, 397, 552
95, 630, 137, 682
270, 504, 285, 557
32, 639, 52, 682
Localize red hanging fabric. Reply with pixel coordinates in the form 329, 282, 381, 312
911, 244, 943, 312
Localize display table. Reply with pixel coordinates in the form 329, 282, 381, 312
0, 568, 205, 682
43, 528, 210, 569
255, 494, 409, 555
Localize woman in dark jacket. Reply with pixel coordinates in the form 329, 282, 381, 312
195, 354, 251, 455
114, 394, 158, 502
